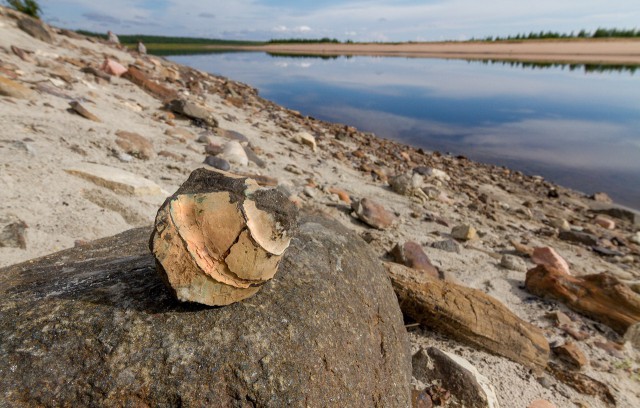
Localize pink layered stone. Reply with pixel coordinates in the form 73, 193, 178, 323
101, 58, 128, 76
528, 400, 557, 408
532, 247, 570, 275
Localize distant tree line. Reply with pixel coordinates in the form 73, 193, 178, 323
267, 38, 342, 44
4, 0, 41, 18
477, 28, 640, 41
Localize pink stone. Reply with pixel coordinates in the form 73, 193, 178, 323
101, 58, 127, 77
532, 247, 570, 275
595, 216, 615, 230
528, 400, 557, 408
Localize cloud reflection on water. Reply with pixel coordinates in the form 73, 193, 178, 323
170, 53, 640, 208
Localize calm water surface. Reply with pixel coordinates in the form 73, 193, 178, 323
170, 53, 640, 209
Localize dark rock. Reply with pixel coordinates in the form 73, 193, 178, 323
17, 16, 55, 44
203, 155, 230, 171
0, 215, 411, 407
80, 66, 111, 82
168, 99, 218, 128
559, 230, 599, 246
431, 239, 460, 253
592, 246, 623, 257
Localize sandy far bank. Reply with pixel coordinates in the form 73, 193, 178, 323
221, 39, 640, 65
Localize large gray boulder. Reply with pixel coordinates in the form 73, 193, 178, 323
0, 214, 411, 407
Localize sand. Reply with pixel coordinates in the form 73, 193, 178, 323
1, 6, 640, 407
231, 39, 640, 65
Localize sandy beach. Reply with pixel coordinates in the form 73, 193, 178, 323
230, 39, 640, 65
1, 6, 640, 407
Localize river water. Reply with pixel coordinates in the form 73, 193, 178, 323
169, 52, 640, 209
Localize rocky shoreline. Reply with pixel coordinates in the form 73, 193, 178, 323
1, 7, 639, 407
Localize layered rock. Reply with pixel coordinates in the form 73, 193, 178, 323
150, 168, 298, 306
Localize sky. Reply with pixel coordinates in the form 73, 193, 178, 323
39, 0, 640, 42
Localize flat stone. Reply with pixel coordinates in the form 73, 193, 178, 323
101, 59, 127, 76
552, 342, 588, 369
546, 310, 573, 327
0, 76, 33, 99
351, 198, 395, 230
413, 347, 500, 408
431, 239, 460, 253
559, 230, 599, 246
69, 101, 101, 122
17, 16, 55, 43
65, 163, 163, 196
591, 204, 639, 226
526, 265, 640, 335
500, 254, 527, 272
243, 145, 266, 168
115, 130, 154, 160
451, 224, 477, 241
204, 156, 230, 171
547, 362, 615, 405
390, 241, 438, 278
531, 247, 570, 275
0, 215, 411, 406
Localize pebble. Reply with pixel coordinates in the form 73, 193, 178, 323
69, 101, 101, 122
389, 172, 422, 196
500, 254, 527, 272
390, 241, 438, 278
0, 215, 28, 249
203, 156, 230, 171
549, 218, 570, 231
431, 239, 460, 254
630, 232, 640, 245
293, 132, 316, 151
552, 341, 588, 369
451, 224, 477, 241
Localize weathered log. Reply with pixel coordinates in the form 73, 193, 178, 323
525, 265, 640, 335
387, 263, 549, 371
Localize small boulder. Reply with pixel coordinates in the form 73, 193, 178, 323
293, 132, 316, 151
451, 224, 477, 241
389, 172, 423, 196
221, 140, 249, 166
351, 198, 395, 229
390, 241, 438, 278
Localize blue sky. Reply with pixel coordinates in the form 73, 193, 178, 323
40, 0, 640, 41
